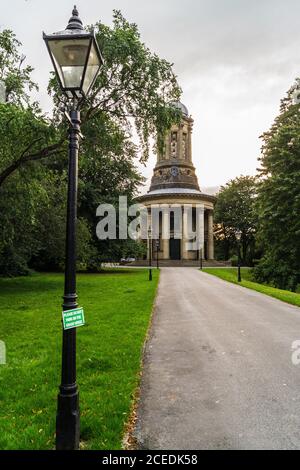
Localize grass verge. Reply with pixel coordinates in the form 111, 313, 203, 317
0, 269, 159, 449
202, 267, 300, 308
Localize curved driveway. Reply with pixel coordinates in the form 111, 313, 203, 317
134, 268, 300, 449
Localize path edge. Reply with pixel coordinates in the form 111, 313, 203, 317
122, 270, 161, 450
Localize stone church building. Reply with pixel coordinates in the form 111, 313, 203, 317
137, 102, 215, 262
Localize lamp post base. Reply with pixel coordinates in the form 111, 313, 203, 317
56, 385, 80, 450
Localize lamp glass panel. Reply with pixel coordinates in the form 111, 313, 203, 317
82, 42, 101, 94
48, 38, 90, 89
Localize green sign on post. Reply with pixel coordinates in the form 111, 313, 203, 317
62, 307, 85, 330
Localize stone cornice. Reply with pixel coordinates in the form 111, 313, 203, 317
136, 192, 217, 204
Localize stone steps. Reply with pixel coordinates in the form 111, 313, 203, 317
131, 259, 231, 268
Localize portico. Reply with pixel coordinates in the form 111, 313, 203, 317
143, 197, 214, 261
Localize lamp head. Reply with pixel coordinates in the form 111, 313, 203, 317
43, 6, 103, 99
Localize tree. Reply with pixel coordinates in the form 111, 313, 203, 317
0, 29, 37, 105
0, 103, 65, 187
76, 112, 145, 265
49, 10, 182, 161
0, 30, 65, 188
214, 176, 257, 264
254, 83, 300, 290
0, 12, 182, 275
0, 172, 41, 276
1, 12, 181, 187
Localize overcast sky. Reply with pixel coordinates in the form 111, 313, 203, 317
2, 0, 300, 191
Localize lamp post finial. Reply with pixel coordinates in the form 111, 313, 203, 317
66, 5, 83, 30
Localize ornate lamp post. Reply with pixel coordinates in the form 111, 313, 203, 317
43, 6, 103, 450
236, 229, 242, 283
148, 228, 152, 281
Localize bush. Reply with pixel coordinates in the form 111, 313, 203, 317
0, 246, 31, 277
253, 254, 299, 292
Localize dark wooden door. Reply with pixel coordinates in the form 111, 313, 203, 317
169, 238, 181, 260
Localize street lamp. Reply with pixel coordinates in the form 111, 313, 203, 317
43, 6, 103, 450
236, 229, 242, 282
148, 228, 152, 281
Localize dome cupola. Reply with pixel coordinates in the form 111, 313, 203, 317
171, 101, 189, 117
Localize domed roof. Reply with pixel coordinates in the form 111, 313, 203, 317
171, 101, 189, 117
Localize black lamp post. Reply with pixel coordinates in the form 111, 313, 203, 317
43, 6, 103, 450
148, 228, 152, 281
236, 229, 242, 282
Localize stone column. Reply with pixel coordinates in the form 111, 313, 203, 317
207, 210, 214, 260
150, 204, 160, 260
197, 204, 205, 258
162, 205, 170, 259
147, 209, 151, 260
181, 205, 189, 260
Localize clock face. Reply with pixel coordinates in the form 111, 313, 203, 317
171, 166, 179, 177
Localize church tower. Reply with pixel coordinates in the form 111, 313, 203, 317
137, 101, 216, 263
149, 102, 200, 192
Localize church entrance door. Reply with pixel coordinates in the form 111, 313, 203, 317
169, 238, 181, 260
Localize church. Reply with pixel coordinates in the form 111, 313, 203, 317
137, 102, 216, 263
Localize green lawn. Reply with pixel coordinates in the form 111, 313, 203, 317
0, 269, 159, 450
203, 267, 300, 308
